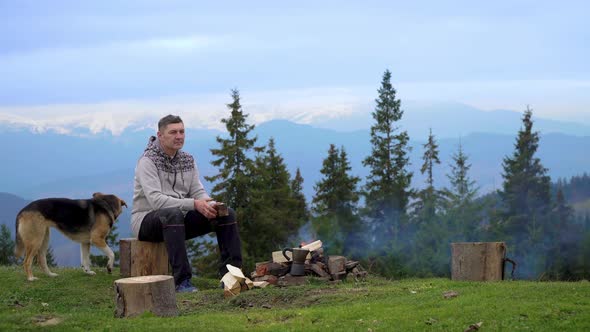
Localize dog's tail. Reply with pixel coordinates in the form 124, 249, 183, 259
14, 213, 24, 258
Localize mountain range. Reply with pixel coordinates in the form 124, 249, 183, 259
311, 102, 590, 137
0, 104, 588, 266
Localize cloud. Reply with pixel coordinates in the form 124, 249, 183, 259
137, 36, 215, 51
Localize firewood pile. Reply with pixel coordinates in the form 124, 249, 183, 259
221, 264, 269, 298
250, 240, 367, 287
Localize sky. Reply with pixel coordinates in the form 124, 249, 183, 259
0, 0, 588, 134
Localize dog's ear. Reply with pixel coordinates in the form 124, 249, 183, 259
93, 192, 103, 199
120, 199, 127, 208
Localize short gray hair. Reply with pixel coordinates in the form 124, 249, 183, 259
158, 114, 183, 131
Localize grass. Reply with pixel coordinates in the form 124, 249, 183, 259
1, 265, 589, 331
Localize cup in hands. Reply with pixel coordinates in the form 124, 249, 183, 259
207, 201, 229, 217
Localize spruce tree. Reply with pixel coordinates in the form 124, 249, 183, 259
0, 224, 15, 265
410, 129, 446, 276
581, 213, 590, 278
498, 106, 551, 278
444, 141, 478, 205
442, 141, 480, 241
501, 107, 551, 219
362, 69, 413, 248
546, 187, 579, 279
187, 238, 219, 278
312, 145, 360, 255
290, 168, 309, 224
45, 245, 57, 267
414, 128, 441, 221
206, 88, 258, 212
205, 88, 258, 269
554, 189, 574, 236
246, 138, 304, 260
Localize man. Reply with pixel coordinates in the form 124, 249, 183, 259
131, 114, 242, 293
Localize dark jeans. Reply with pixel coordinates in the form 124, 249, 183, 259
138, 207, 243, 286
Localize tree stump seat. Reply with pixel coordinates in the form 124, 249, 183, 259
119, 238, 170, 277
451, 242, 506, 281
114, 275, 178, 317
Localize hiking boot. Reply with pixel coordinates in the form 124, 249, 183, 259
175, 279, 198, 293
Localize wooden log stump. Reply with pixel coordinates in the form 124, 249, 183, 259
253, 274, 278, 285
301, 240, 323, 252
451, 242, 506, 281
309, 263, 330, 278
254, 261, 272, 277
266, 262, 290, 276
328, 255, 347, 274
120, 238, 170, 277
114, 275, 178, 318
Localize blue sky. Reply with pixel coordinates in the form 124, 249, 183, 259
0, 0, 588, 134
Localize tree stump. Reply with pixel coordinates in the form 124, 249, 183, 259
114, 275, 178, 318
451, 242, 506, 281
120, 238, 170, 277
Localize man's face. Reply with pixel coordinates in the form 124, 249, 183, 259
158, 122, 185, 155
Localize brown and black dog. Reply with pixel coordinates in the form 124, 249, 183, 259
15, 192, 127, 281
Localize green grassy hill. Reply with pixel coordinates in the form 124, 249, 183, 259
1, 266, 589, 331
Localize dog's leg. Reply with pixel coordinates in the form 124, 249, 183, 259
90, 223, 115, 274
80, 242, 95, 275
23, 245, 39, 281
97, 245, 114, 274
91, 235, 114, 274
18, 215, 43, 281
39, 228, 58, 277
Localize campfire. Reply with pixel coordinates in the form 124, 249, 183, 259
220, 239, 367, 297
251, 240, 367, 287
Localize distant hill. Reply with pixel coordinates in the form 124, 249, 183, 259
306, 102, 590, 138
0, 193, 30, 232
2, 119, 590, 201
254, 120, 590, 197
553, 173, 590, 217
572, 199, 590, 217
0, 127, 219, 197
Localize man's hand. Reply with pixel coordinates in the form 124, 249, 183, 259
194, 199, 217, 219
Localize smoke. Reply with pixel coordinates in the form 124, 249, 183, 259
295, 220, 316, 245
300, 198, 589, 280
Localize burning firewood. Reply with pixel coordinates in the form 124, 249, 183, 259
301, 240, 323, 252
222, 273, 241, 298
221, 264, 253, 298
272, 251, 291, 263
253, 239, 367, 286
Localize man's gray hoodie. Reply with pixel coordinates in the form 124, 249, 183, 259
131, 136, 211, 237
